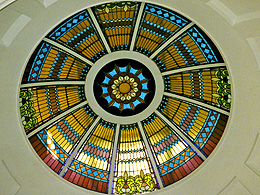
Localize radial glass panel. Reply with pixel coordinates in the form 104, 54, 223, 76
154, 25, 223, 72
47, 10, 107, 62
134, 3, 190, 55
20, 85, 85, 134
165, 68, 231, 110
29, 105, 97, 174
158, 96, 228, 156
112, 124, 158, 194
63, 121, 115, 193
93, 2, 139, 51
141, 114, 204, 186
22, 41, 91, 83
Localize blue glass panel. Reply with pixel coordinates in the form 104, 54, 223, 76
132, 99, 141, 107
103, 76, 110, 84
119, 66, 127, 73
140, 92, 147, 100
123, 104, 131, 110
104, 96, 112, 103
109, 69, 117, 77
129, 67, 138, 74
102, 87, 108, 94
142, 83, 148, 90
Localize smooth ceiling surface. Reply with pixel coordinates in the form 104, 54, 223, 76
1, 0, 260, 195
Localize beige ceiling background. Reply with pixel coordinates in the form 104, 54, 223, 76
1, 0, 260, 194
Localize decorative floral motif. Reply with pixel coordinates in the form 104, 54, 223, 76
96, 1, 136, 13
212, 70, 231, 108
116, 170, 155, 194
20, 91, 39, 132
101, 64, 150, 112
135, 170, 155, 193
116, 171, 135, 194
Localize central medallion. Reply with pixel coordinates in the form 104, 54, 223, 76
94, 59, 155, 116
118, 82, 131, 94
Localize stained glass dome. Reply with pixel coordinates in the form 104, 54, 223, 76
19, 1, 231, 194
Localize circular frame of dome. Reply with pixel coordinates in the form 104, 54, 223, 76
17, 1, 232, 194
85, 51, 164, 124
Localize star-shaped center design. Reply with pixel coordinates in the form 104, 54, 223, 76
94, 59, 155, 116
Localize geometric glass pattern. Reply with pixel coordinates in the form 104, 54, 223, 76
20, 86, 85, 134
29, 129, 69, 174
63, 121, 115, 193
28, 104, 97, 174
154, 25, 223, 72
47, 10, 107, 62
93, 2, 139, 51
158, 96, 228, 157
94, 59, 155, 116
20, 2, 231, 194
22, 41, 91, 83
141, 114, 204, 186
112, 124, 158, 194
165, 68, 231, 110
134, 3, 190, 56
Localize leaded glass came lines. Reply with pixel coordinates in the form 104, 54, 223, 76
154, 26, 223, 72
134, 3, 190, 55
159, 96, 228, 157
47, 10, 106, 62
22, 42, 52, 83
63, 121, 115, 193
142, 115, 187, 165
20, 86, 84, 134
28, 106, 96, 175
94, 2, 138, 51
39, 50, 89, 81
29, 129, 69, 174
47, 106, 96, 154
20, 2, 231, 193
159, 97, 212, 139
193, 113, 227, 157
113, 124, 158, 194
165, 68, 231, 110
22, 42, 91, 83
95, 60, 155, 116
142, 115, 203, 186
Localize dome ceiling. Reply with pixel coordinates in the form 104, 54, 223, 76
19, 1, 231, 194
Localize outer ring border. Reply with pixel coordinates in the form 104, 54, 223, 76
85, 51, 164, 124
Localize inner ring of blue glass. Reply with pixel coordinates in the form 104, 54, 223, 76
94, 59, 155, 116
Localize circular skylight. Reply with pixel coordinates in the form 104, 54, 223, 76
19, 1, 231, 194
